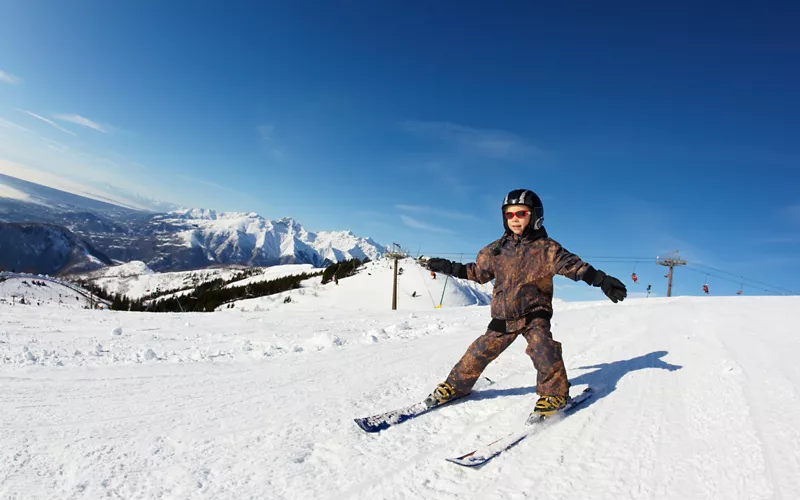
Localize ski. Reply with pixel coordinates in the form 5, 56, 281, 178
354, 399, 438, 433
355, 378, 494, 433
445, 386, 594, 467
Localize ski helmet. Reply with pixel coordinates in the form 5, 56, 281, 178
502, 189, 544, 231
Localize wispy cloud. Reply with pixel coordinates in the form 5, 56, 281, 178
400, 214, 455, 234
0, 183, 31, 201
17, 109, 78, 136
53, 114, 107, 133
0, 117, 33, 133
396, 203, 477, 221
396, 204, 427, 213
1, 122, 212, 212
259, 124, 275, 141
0, 70, 22, 85
196, 178, 231, 191
424, 161, 474, 198
258, 124, 283, 159
402, 120, 539, 160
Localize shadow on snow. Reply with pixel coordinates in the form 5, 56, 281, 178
466, 350, 683, 412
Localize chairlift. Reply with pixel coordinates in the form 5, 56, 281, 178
631, 263, 638, 283
737, 282, 743, 295
702, 273, 709, 294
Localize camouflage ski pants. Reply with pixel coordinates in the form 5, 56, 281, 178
444, 318, 570, 397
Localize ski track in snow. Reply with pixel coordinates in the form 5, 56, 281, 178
1, 260, 799, 499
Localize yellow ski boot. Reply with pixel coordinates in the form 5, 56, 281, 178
533, 395, 570, 417
425, 382, 457, 407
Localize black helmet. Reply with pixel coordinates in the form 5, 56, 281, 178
502, 189, 544, 231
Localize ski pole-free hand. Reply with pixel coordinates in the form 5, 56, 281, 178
590, 270, 627, 303
426, 258, 468, 279
426, 258, 454, 274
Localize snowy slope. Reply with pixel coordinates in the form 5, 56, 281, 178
221, 257, 492, 312
1, 284, 799, 499
223, 263, 317, 289
82, 261, 242, 299
0, 274, 102, 309
80, 261, 322, 300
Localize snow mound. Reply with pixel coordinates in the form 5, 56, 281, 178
104, 260, 155, 277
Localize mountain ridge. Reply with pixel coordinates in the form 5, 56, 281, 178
0, 174, 388, 274
0, 222, 114, 275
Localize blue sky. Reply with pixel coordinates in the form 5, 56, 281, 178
1, 0, 798, 300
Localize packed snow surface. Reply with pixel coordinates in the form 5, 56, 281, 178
1, 265, 798, 499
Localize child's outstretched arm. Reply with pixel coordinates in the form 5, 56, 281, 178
551, 241, 627, 303
425, 247, 494, 284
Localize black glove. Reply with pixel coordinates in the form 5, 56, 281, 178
426, 258, 468, 279
587, 269, 627, 303
426, 258, 454, 275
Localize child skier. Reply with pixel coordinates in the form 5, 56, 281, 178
425, 189, 627, 417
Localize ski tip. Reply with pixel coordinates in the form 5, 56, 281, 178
354, 418, 372, 432
354, 418, 386, 433
446, 456, 487, 467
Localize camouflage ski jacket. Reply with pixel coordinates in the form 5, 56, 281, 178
464, 228, 594, 333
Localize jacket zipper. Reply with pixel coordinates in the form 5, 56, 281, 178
509, 235, 521, 320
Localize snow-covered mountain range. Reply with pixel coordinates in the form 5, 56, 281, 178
159, 208, 386, 269
0, 173, 388, 274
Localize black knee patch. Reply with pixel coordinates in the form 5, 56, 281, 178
488, 318, 506, 334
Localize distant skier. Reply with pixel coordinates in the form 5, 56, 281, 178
424, 189, 627, 417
